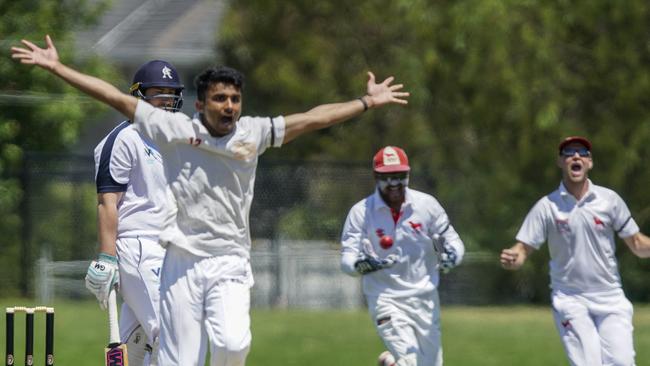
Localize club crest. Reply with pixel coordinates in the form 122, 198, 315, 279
162, 66, 173, 79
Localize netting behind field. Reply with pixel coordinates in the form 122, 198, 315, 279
12, 152, 512, 307
35, 242, 500, 308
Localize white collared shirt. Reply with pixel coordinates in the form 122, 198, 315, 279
94, 121, 168, 238
132, 100, 286, 257
516, 180, 639, 293
340, 187, 465, 298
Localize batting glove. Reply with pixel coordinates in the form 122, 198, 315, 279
85, 253, 119, 310
439, 245, 458, 274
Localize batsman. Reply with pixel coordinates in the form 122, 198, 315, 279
85, 59, 185, 366
340, 146, 465, 366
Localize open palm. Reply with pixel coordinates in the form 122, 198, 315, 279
10, 35, 59, 71
366, 71, 409, 107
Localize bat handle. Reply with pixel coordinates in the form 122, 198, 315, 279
107, 288, 121, 346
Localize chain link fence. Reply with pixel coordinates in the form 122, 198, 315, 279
14, 151, 508, 308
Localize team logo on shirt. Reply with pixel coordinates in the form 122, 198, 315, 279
143, 146, 162, 164
593, 216, 605, 230
408, 221, 422, 233
555, 218, 571, 234
561, 320, 571, 329
376, 229, 385, 238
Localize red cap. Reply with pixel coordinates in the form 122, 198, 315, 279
558, 136, 592, 152
373, 146, 410, 173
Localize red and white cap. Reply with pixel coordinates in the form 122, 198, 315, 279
373, 146, 410, 173
558, 136, 592, 152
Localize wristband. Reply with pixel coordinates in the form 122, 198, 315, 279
357, 97, 369, 112
98, 253, 118, 264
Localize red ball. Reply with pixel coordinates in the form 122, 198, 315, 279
379, 235, 394, 249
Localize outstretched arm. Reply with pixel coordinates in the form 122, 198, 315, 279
500, 242, 535, 270
10, 35, 137, 120
283, 71, 409, 143
623, 232, 650, 258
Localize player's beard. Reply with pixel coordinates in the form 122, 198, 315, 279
378, 183, 405, 207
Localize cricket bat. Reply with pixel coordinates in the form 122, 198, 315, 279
105, 288, 128, 366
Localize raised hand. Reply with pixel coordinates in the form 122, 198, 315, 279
365, 71, 410, 108
10, 35, 60, 71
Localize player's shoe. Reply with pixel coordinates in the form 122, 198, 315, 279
377, 351, 396, 366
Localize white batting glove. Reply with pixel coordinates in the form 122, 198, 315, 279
85, 253, 119, 310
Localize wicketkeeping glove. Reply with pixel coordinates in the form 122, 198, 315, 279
85, 253, 119, 310
439, 245, 458, 274
354, 257, 394, 275
355, 239, 399, 275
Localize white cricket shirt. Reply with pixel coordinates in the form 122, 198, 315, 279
94, 121, 168, 238
516, 180, 639, 293
341, 188, 465, 298
132, 100, 285, 258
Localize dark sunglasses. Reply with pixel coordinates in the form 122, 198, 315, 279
560, 147, 590, 157
376, 172, 409, 181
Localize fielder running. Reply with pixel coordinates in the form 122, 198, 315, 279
11, 35, 409, 366
85, 60, 184, 366
500, 136, 650, 366
340, 146, 465, 366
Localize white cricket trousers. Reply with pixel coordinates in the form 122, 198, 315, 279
368, 291, 443, 366
551, 288, 635, 366
158, 245, 253, 366
116, 236, 165, 344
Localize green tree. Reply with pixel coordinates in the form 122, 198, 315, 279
0, 0, 117, 295
218, 0, 650, 302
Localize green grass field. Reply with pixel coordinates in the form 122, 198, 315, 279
1, 299, 649, 365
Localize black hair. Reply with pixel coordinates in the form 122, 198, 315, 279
194, 66, 245, 101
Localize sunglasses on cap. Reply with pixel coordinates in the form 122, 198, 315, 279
560, 147, 591, 157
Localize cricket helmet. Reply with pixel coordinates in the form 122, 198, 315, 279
129, 60, 184, 112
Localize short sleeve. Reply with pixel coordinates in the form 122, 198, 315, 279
108, 135, 134, 184
94, 124, 133, 193
132, 99, 193, 145
515, 199, 548, 249
256, 116, 286, 154
611, 192, 640, 238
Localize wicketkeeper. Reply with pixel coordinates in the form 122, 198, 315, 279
340, 146, 465, 366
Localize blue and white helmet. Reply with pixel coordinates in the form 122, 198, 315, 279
129, 60, 184, 112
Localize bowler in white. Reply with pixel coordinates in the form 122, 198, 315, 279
10, 35, 410, 366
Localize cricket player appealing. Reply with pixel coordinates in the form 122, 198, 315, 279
11, 35, 409, 366
340, 146, 465, 366
84, 60, 185, 366
500, 136, 650, 366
